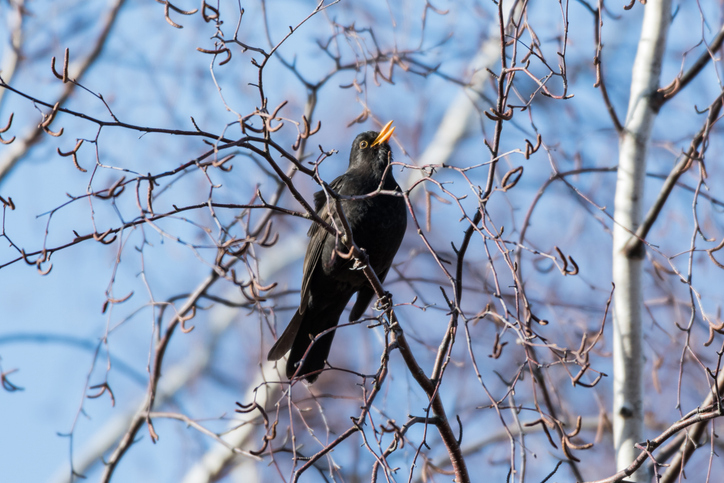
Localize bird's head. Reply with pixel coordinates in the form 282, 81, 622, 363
348, 120, 396, 172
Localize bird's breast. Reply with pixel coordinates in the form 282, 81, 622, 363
343, 193, 406, 266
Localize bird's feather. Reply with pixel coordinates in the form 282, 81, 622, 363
267, 128, 406, 382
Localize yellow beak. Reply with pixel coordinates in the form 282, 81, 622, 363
371, 120, 395, 146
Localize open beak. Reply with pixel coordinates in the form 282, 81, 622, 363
371, 120, 395, 147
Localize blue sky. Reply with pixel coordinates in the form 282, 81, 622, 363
2, 1, 724, 482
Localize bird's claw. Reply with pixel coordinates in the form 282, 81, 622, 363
351, 258, 368, 270
351, 249, 368, 270
374, 292, 393, 312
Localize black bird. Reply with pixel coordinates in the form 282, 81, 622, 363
267, 121, 407, 382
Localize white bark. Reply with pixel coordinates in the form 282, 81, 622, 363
612, 2, 671, 480
0, 0, 24, 108
179, 242, 303, 483
180, 359, 280, 483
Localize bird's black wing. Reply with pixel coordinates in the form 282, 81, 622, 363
268, 179, 341, 361
298, 176, 346, 313
306, 176, 347, 238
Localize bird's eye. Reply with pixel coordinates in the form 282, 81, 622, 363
359, 140, 369, 149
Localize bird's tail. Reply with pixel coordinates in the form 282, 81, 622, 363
268, 297, 350, 383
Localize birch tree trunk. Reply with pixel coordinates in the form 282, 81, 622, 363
612, 2, 671, 480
